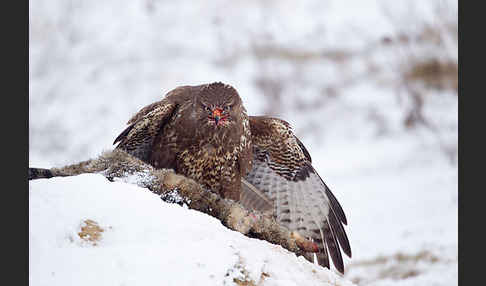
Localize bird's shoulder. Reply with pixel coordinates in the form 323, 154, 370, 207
126, 85, 196, 125
248, 116, 291, 138
113, 85, 201, 161
249, 116, 311, 164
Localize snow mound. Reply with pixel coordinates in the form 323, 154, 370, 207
29, 174, 355, 286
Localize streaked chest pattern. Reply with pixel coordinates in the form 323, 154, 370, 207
176, 112, 251, 189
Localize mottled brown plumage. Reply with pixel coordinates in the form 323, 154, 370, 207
114, 82, 252, 201
114, 82, 351, 274
245, 116, 351, 273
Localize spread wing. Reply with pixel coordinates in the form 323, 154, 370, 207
113, 100, 177, 162
113, 86, 195, 161
245, 116, 351, 274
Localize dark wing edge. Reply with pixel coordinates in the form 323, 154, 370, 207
295, 136, 312, 163
246, 116, 351, 274
113, 123, 135, 145
114, 85, 195, 148
125, 85, 194, 126
113, 101, 178, 162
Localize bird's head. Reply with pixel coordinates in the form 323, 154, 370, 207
197, 82, 244, 128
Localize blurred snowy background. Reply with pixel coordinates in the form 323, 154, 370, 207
29, 0, 458, 285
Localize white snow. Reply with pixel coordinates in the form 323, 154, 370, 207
29, 174, 354, 286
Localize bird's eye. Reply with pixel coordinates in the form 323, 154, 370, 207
224, 105, 231, 111
204, 105, 211, 112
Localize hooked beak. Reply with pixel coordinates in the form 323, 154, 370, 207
212, 108, 222, 125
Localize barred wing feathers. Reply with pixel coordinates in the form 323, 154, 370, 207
113, 86, 193, 161
246, 116, 351, 274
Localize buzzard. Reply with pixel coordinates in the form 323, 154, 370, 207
113, 82, 351, 273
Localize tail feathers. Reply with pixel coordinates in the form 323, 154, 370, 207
328, 206, 352, 257
313, 235, 330, 269
322, 219, 344, 273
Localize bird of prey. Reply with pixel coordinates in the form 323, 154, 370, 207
113, 82, 351, 273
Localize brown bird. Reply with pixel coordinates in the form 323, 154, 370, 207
113, 82, 351, 273
114, 82, 252, 201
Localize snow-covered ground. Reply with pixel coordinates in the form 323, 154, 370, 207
29, 0, 457, 285
30, 174, 354, 286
